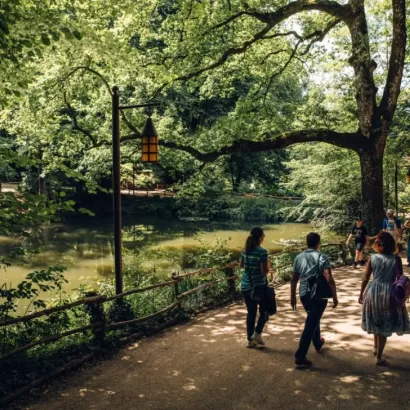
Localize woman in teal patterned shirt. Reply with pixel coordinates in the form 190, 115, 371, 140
240, 227, 269, 348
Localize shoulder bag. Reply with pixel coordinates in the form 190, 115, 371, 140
392, 255, 410, 308
307, 254, 333, 300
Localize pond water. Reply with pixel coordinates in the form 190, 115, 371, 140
0, 217, 342, 297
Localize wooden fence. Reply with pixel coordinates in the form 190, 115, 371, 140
0, 241, 350, 362
0, 262, 241, 361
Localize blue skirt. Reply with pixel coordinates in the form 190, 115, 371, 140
362, 280, 410, 337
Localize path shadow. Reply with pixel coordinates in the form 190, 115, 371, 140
23, 265, 410, 410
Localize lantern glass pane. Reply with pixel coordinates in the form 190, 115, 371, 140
149, 136, 158, 144
142, 153, 149, 162
142, 146, 149, 153
142, 136, 149, 144
149, 154, 158, 162
150, 145, 158, 153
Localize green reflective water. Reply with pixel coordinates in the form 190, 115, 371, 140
0, 218, 342, 294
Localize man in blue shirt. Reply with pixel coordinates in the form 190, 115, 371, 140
290, 232, 338, 369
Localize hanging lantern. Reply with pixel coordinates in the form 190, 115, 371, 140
407, 168, 410, 184
141, 117, 158, 163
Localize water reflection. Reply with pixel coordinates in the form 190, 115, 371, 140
0, 218, 341, 293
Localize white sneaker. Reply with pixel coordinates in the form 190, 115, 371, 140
251, 332, 265, 346
247, 340, 258, 348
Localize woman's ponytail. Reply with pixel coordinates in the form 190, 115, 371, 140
244, 226, 264, 253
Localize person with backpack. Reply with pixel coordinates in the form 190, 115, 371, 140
359, 232, 410, 365
240, 227, 270, 348
290, 232, 338, 369
383, 209, 402, 243
346, 216, 369, 268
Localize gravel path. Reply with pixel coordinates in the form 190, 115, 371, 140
22, 264, 410, 410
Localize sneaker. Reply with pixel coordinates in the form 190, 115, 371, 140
295, 358, 312, 369
375, 357, 386, 366
316, 337, 325, 353
353, 262, 358, 269
247, 340, 258, 348
251, 332, 265, 346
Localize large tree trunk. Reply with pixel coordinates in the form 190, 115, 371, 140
359, 148, 385, 235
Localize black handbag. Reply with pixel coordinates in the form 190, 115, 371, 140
265, 286, 277, 315
307, 254, 333, 300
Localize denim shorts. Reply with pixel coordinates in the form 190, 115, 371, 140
356, 242, 365, 251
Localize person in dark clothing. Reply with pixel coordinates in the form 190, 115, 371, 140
291, 232, 338, 369
346, 216, 369, 268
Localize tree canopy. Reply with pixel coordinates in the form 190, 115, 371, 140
0, 0, 409, 232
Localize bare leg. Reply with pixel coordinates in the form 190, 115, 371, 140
376, 335, 387, 360
357, 250, 363, 262
373, 335, 377, 348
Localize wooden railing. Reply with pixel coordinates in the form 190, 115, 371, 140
0, 262, 240, 361
0, 242, 351, 363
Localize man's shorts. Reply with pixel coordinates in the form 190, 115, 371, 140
355, 242, 365, 251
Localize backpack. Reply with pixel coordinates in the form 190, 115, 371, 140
392, 256, 410, 308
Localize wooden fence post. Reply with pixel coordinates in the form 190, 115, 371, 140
84, 292, 106, 346
172, 272, 181, 309
224, 267, 236, 298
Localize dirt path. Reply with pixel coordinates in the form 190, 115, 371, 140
22, 264, 410, 410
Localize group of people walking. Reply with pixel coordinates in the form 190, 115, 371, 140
240, 213, 410, 369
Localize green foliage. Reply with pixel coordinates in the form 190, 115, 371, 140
0, 191, 75, 237
280, 143, 362, 232
271, 252, 298, 284
0, 266, 67, 320
172, 195, 293, 222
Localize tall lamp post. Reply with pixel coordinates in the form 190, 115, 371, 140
112, 86, 159, 294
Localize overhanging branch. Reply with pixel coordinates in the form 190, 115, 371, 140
249, 0, 351, 24
153, 2, 347, 97
159, 129, 366, 162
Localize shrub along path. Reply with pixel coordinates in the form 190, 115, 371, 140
23, 262, 410, 410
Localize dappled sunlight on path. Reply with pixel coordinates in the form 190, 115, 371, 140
25, 262, 410, 410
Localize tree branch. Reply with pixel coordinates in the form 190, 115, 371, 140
244, 0, 351, 24
300, 18, 342, 55
169, 23, 275, 84
153, 2, 349, 98
260, 49, 288, 65
63, 92, 98, 147
263, 41, 301, 105
158, 129, 366, 162
346, 1, 377, 137
205, 11, 250, 33
55, 65, 112, 96
379, 0, 406, 122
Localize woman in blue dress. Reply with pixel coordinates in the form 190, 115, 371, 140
359, 232, 410, 365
